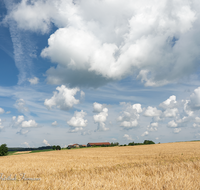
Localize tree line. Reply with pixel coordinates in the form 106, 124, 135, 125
7, 146, 53, 152
0, 140, 156, 156
95, 140, 155, 147
52, 145, 61, 150
127, 140, 155, 146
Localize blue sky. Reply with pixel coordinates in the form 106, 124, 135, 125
1, 0, 200, 147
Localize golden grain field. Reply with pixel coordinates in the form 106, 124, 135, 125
13, 151, 32, 154
1, 142, 200, 190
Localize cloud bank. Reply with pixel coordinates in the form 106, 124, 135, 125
5, 0, 200, 87
117, 86, 200, 137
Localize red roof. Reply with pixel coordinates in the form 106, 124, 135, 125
88, 142, 111, 146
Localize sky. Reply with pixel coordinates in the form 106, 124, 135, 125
1, 0, 200, 148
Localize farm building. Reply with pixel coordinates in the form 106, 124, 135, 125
87, 142, 111, 147
80, 145, 87, 147
68, 144, 79, 148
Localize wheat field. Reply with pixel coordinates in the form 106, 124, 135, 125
0, 142, 200, 190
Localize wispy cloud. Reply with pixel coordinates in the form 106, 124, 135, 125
3, 0, 35, 85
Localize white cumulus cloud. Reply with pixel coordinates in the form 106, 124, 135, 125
143, 106, 162, 117
51, 121, 58, 126
93, 102, 103, 113
118, 103, 141, 130
187, 87, 200, 111
6, 0, 200, 87
21, 120, 38, 128
28, 77, 39, 84
67, 110, 87, 132
120, 120, 138, 130
141, 131, 149, 137
93, 107, 109, 131
0, 108, 5, 114
174, 128, 181, 134
12, 115, 25, 127
184, 100, 193, 116
159, 95, 177, 109
147, 122, 158, 132
168, 120, 178, 128
123, 134, 133, 141
132, 104, 143, 113
43, 139, 50, 146
44, 85, 80, 110
163, 108, 179, 118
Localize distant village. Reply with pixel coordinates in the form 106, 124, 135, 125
67, 142, 113, 148
67, 140, 155, 148
6, 140, 155, 152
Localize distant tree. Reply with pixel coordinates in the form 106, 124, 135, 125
101, 144, 106, 147
124, 144, 127, 146
134, 143, 144, 146
56, 145, 61, 150
0, 144, 8, 156
115, 142, 119, 146
128, 142, 134, 146
92, 145, 96, 147
52, 145, 56, 150
111, 142, 119, 146
144, 140, 155, 144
